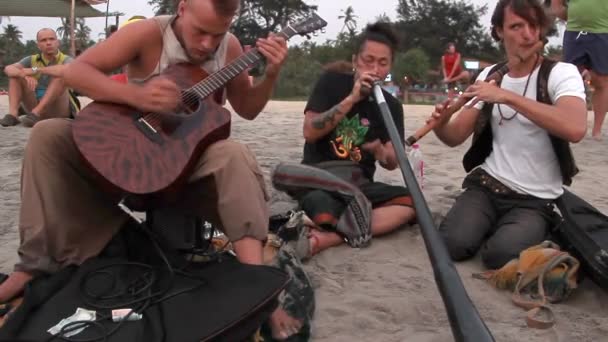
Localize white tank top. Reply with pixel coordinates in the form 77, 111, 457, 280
132, 15, 231, 103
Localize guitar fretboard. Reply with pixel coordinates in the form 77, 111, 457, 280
188, 48, 266, 98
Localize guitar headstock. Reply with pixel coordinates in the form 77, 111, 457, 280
279, 13, 328, 40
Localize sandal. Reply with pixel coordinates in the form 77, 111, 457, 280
20, 113, 40, 128
0, 297, 23, 329
0, 114, 20, 127
0, 274, 19, 323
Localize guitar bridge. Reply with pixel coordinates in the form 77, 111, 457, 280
133, 116, 164, 145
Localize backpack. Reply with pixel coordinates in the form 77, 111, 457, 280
474, 241, 580, 329
553, 189, 608, 290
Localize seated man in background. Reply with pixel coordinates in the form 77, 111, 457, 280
1, 28, 77, 127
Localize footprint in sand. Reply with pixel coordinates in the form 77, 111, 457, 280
398, 262, 422, 271
443, 184, 458, 192
324, 307, 348, 317
432, 170, 448, 178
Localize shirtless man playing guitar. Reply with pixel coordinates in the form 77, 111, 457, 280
0, 0, 302, 339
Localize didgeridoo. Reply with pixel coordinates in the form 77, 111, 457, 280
404, 40, 544, 147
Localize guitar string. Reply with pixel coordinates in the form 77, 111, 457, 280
142, 52, 261, 129
142, 27, 297, 127
179, 51, 262, 105
178, 27, 293, 105
184, 57, 259, 103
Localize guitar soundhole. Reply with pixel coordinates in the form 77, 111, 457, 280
181, 90, 200, 114
183, 100, 199, 114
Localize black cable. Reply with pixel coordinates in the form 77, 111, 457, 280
46, 219, 217, 342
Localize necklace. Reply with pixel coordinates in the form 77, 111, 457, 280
497, 53, 540, 126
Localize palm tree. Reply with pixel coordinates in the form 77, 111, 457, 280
2, 24, 23, 44
75, 18, 92, 49
338, 6, 358, 35
2, 24, 24, 62
57, 17, 72, 45
57, 17, 92, 52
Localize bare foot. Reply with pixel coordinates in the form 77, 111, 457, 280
269, 308, 302, 340
0, 272, 33, 303
592, 134, 602, 141
308, 228, 343, 256
308, 230, 320, 257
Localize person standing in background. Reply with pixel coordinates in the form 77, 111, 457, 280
551, 0, 608, 140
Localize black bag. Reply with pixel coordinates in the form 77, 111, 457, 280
553, 189, 608, 290
0, 226, 288, 342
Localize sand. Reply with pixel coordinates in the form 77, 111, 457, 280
1, 97, 607, 341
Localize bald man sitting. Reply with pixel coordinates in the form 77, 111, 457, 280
1, 28, 77, 127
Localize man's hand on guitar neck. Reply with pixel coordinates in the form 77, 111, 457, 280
228, 33, 288, 119
130, 77, 181, 113
255, 33, 288, 79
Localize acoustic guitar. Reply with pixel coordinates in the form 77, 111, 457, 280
72, 14, 327, 196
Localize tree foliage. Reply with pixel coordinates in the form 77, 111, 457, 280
274, 42, 323, 99
0, 20, 94, 87
148, 0, 177, 16
338, 6, 358, 36
233, 0, 318, 46
56, 18, 93, 52
2, 1, 511, 98
148, 0, 317, 46
395, 0, 501, 66
1, 24, 22, 60
392, 48, 431, 84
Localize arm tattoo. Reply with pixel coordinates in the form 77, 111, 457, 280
312, 105, 341, 130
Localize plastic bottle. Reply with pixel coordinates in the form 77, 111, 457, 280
407, 144, 424, 189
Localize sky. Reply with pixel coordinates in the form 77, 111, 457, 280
3, 0, 563, 47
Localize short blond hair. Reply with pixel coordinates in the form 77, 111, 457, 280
36, 28, 57, 41
187, 0, 240, 17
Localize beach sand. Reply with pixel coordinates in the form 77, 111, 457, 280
1, 97, 607, 341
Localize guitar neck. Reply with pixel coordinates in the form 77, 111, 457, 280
183, 16, 326, 99
187, 47, 266, 99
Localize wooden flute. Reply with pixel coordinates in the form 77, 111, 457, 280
404, 40, 544, 147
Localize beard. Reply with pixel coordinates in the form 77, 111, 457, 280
186, 48, 214, 65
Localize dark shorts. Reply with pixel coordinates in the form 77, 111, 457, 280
563, 31, 608, 75
299, 182, 412, 229
359, 182, 413, 208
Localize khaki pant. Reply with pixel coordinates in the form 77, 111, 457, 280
16, 118, 269, 274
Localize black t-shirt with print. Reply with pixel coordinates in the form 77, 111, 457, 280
302, 71, 405, 181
